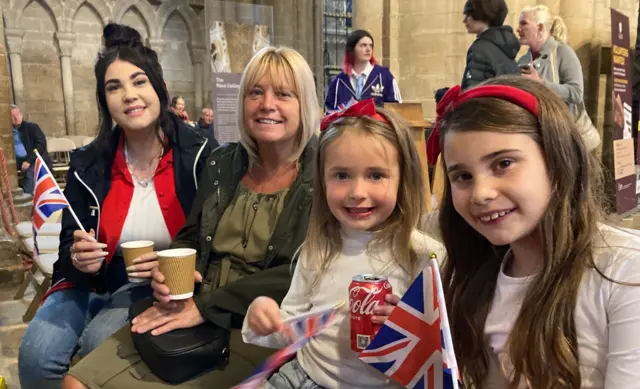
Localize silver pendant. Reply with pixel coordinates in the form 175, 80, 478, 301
139, 180, 149, 188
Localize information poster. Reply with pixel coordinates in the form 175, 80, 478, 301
212, 72, 242, 144
610, 8, 637, 213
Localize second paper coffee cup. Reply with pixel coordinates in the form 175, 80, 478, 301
157, 248, 197, 300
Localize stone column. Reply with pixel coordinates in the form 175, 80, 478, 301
5, 28, 25, 109
190, 45, 205, 115
56, 32, 76, 135
0, 13, 19, 189
149, 38, 164, 58
352, 0, 384, 60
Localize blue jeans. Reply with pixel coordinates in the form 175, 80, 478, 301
20, 163, 34, 195
18, 283, 152, 389
267, 358, 327, 389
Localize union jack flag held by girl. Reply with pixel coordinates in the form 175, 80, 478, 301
359, 257, 461, 389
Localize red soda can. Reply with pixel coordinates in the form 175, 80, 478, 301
349, 274, 392, 352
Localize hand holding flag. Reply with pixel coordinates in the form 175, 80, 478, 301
233, 302, 343, 389
358, 256, 460, 389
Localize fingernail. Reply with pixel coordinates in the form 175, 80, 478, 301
151, 330, 158, 336
126, 266, 135, 272
98, 243, 107, 248
129, 272, 139, 277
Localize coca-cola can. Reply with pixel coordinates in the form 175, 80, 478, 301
349, 274, 392, 352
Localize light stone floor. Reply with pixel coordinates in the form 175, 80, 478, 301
0, 282, 37, 389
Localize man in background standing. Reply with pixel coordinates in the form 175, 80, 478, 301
195, 108, 219, 149
10, 105, 52, 195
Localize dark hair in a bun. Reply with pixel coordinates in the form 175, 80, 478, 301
102, 23, 144, 48
94, 23, 173, 155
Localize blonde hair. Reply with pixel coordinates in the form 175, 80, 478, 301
237, 46, 320, 166
300, 108, 426, 291
522, 4, 567, 43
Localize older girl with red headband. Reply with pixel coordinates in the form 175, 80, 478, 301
243, 99, 444, 388
433, 76, 640, 388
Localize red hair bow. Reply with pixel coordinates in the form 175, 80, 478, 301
426, 85, 539, 165
320, 99, 388, 131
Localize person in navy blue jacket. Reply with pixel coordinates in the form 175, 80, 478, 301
324, 30, 402, 112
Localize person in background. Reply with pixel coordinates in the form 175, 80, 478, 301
517, 4, 600, 151
324, 29, 401, 111
63, 45, 320, 389
170, 96, 190, 124
10, 104, 52, 195
195, 108, 219, 149
461, 0, 521, 90
18, 23, 211, 389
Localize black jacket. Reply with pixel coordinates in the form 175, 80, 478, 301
16, 120, 52, 168
51, 113, 212, 293
194, 120, 220, 150
461, 26, 521, 90
172, 137, 317, 331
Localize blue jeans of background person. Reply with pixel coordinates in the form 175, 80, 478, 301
18, 282, 152, 389
267, 358, 327, 389
20, 162, 34, 195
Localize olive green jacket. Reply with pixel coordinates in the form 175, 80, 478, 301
171, 138, 316, 331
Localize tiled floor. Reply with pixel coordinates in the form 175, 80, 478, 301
0, 284, 34, 389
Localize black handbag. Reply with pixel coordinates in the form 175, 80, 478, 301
129, 296, 230, 384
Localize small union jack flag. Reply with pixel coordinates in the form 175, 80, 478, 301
32, 150, 70, 254
233, 303, 342, 389
359, 257, 460, 389
324, 98, 357, 117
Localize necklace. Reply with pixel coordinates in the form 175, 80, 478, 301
124, 144, 163, 188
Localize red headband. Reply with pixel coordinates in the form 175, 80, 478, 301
426, 85, 540, 165
320, 99, 388, 131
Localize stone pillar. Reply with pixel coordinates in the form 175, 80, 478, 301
352, 0, 384, 63
56, 32, 76, 135
190, 45, 205, 115
5, 28, 25, 109
0, 11, 19, 189
149, 38, 164, 58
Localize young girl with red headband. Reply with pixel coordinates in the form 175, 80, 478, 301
242, 99, 445, 388
434, 76, 640, 388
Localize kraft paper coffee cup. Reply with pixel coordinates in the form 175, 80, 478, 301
157, 248, 197, 300
121, 240, 155, 283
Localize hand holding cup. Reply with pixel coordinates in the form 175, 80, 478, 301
121, 240, 156, 282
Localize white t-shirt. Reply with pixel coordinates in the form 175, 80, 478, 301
242, 228, 446, 388
484, 225, 640, 388
116, 181, 172, 254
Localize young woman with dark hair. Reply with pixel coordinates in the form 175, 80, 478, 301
18, 23, 211, 389
324, 29, 402, 111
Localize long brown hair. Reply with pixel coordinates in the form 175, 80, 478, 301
300, 108, 425, 290
438, 76, 604, 388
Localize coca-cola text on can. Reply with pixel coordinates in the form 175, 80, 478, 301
349, 274, 392, 352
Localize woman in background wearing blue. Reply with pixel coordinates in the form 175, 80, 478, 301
324, 29, 401, 112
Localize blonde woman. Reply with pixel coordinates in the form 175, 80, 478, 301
517, 5, 600, 150
63, 46, 320, 388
